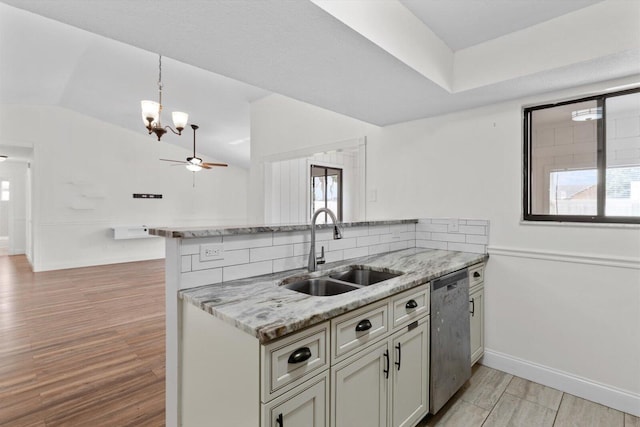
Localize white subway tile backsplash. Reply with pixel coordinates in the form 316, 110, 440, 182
417, 240, 448, 250
250, 244, 294, 262
176, 219, 487, 285
458, 225, 486, 235
399, 231, 416, 241
389, 224, 409, 233
328, 237, 357, 251
223, 233, 273, 250
273, 255, 307, 273
180, 268, 222, 290
419, 223, 448, 233
357, 235, 380, 247
369, 225, 390, 235
415, 231, 431, 240
180, 236, 222, 255
224, 261, 272, 281
431, 232, 466, 243
389, 240, 409, 252
369, 243, 390, 255
324, 250, 344, 263
342, 227, 370, 239
344, 246, 369, 260
191, 249, 249, 271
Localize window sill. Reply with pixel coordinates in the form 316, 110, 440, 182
519, 220, 640, 230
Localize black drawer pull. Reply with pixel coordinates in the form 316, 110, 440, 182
470, 298, 475, 316
395, 343, 402, 371
287, 347, 312, 364
405, 299, 418, 309
383, 349, 389, 379
473, 271, 481, 278
355, 319, 372, 332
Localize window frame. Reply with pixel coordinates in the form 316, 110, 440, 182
310, 164, 343, 221
523, 87, 640, 224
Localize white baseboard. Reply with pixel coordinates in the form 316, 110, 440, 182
481, 349, 640, 417
34, 254, 164, 272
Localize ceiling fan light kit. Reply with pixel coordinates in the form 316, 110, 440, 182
141, 54, 189, 141
0, 155, 7, 162
160, 124, 229, 173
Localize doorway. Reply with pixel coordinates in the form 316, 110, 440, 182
0, 179, 9, 256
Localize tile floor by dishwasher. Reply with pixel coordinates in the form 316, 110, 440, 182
418, 364, 639, 427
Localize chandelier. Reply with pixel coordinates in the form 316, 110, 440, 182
141, 55, 188, 141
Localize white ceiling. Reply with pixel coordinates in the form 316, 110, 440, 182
1, 0, 638, 169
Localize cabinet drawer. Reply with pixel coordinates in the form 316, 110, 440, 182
391, 283, 430, 330
331, 300, 389, 363
468, 263, 484, 288
261, 321, 329, 402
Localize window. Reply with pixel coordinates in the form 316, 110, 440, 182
523, 88, 640, 223
310, 165, 342, 223
1, 181, 9, 202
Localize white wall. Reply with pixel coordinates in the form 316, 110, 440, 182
0, 160, 28, 254
249, 78, 640, 415
0, 105, 249, 271
249, 93, 380, 223
265, 149, 364, 224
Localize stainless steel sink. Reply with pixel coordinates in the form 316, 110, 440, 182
330, 267, 403, 286
281, 278, 359, 296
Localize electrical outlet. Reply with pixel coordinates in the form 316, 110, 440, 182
200, 243, 224, 261
448, 218, 459, 233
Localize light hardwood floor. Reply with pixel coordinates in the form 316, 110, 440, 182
0, 254, 165, 426
1, 254, 638, 426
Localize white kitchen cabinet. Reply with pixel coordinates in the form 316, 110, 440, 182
181, 283, 431, 427
331, 285, 430, 427
391, 317, 430, 427
468, 264, 485, 366
262, 371, 329, 427
331, 341, 389, 427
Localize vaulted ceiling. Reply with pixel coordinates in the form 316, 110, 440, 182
1, 0, 638, 168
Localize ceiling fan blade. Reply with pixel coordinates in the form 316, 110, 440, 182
201, 164, 213, 170
160, 158, 187, 164
202, 162, 228, 167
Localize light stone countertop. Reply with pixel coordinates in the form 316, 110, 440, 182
180, 248, 488, 343
149, 219, 418, 238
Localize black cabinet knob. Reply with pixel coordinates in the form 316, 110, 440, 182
287, 347, 312, 364
405, 299, 418, 309
355, 319, 372, 332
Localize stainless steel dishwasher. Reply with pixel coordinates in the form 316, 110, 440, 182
430, 268, 471, 414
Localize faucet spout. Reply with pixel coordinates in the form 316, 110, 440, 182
308, 208, 342, 272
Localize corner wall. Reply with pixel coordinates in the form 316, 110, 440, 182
0, 105, 249, 271
249, 77, 640, 415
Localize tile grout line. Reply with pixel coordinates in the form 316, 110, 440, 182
480, 374, 515, 426
551, 392, 566, 426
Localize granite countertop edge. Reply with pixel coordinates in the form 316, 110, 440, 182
149, 219, 418, 238
180, 248, 488, 344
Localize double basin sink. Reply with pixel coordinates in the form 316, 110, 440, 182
280, 266, 404, 297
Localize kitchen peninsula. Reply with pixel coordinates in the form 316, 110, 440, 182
150, 218, 490, 427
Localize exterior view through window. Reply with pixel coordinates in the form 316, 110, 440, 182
310, 165, 342, 223
523, 88, 640, 223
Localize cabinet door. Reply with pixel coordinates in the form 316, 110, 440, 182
263, 372, 329, 427
469, 285, 484, 366
391, 317, 430, 427
332, 341, 389, 427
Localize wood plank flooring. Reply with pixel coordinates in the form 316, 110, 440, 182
1, 254, 638, 426
0, 254, 165, 426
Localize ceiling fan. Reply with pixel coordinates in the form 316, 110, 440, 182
160, 124, 228, 172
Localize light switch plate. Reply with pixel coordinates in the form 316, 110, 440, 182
200, 243, 224, 261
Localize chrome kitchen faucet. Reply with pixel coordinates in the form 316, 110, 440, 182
308, 208, 342, 272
